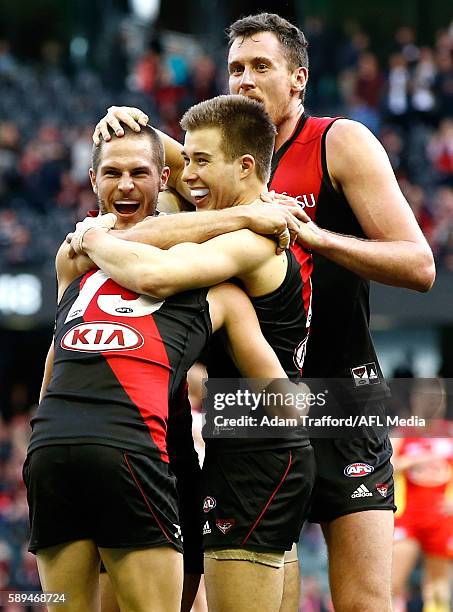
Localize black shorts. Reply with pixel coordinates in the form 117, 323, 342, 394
308, 435, 396, 523
173, 456, 204, 575
23, 444, 183, 554
201, 444, 315, 552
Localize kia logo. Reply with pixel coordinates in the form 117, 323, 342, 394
61, 321, 144, 352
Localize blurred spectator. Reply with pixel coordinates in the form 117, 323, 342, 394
347, 52, 384, 133
434, 49, 453, 120
410, 47, 437, 125
134, 36, 164, 96
430, 186, 453, 270
427, 118, 453, 184
384, 53, 410, 128
393, 26, 420, 67
380, 126, 409, 177
0, 40, 17, 80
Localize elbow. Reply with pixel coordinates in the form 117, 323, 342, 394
413, 248, 436, 293
139, 270, 174, 298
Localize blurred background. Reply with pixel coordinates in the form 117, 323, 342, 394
0, 0, 452, 609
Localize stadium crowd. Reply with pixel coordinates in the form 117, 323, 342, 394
0, 19, 452, 272
0, 14, 452, 611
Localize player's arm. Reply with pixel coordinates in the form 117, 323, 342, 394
55, 241, 95, 302
81, 227, 275, 298
297, 119, 435, 292
106, 202, 300, 252
208, 283, 287, 380
39, 243, 94, 401
39, 342, 55, 402
208, 283, 309, 417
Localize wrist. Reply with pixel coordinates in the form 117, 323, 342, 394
81, 226, 107, 251
228, 204, 251, 230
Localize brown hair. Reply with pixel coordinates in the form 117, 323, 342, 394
91, 124, 165, 174
180, 95, 276, 182
228, 12, 309, 100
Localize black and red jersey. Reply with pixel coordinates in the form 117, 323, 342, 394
207, 248, 311, 380
270, 114, 385, 387
28, 270, 211, 462
205, 248, 311, 451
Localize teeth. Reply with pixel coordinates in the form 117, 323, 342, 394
190, 189, 209, 198
115, 201, 139, 205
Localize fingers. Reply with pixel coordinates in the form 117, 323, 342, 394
284, 213, 301, 235
286, 206, 311, 223
93, 107, 149, 145
97, 212, 117, 230
260, 191, 274, 203
276, 228, 291, 253
69, 214, 117, 254
108, 106, 148, 126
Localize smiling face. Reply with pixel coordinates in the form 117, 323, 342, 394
181, 126, 246, 210
89, 136, 169, 229
228, 31, 306, 127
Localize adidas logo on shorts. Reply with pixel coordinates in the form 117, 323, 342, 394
351, 484, 373, 498
203, 521, 211, 535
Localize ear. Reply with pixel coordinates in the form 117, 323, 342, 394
291, 66, 308, 95
159, 166, 171, 191
89, 168, 97, 194
239, 154, 255, 179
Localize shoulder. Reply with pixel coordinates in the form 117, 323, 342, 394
326, 118, 378, 151
56, 241, 95, 302
325, 119, 389, 181
207, 282, 251, 331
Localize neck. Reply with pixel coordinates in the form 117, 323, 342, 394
274, 101, 304, 152
231, 178, 267, 206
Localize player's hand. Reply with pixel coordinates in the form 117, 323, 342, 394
93, 106, 149, 145
260, 191, 325, 251
66, 213, 117, 255
260, 191, 311, 223
245, 197, 310, 254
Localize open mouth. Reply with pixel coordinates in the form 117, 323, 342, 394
190, 189, 209, 206
113, 201, 140, 215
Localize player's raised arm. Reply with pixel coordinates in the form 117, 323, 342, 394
296, 119, 435, 292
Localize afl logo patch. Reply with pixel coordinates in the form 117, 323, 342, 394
61, 321, 144, 352
203, 496, 216, 513
344, 462, 374, 478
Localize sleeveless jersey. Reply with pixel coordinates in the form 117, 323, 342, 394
28, 270, 211, 462
205, 248, 312, 452
270, 114, 386, 398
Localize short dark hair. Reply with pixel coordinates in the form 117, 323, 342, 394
228, 13, 309, 100
180, 95, 276, 183
91, 124, 165, 174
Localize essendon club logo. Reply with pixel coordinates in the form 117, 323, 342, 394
216, 519, 235, 534
351, 362, 380, 387
376, 483, 389, 497
61, 321, 144, 353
